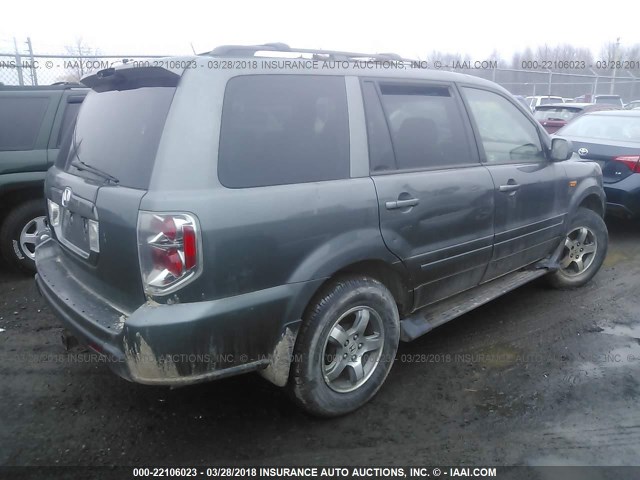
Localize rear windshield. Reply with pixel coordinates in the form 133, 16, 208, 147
58, 87, 175, 189
559, 115, 640, 142
595, 96, 622, 106
534, 108, 580, 122
540, 97, 563, 105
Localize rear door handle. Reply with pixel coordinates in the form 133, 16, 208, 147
498, 183, 520, 193
386, 198, 419, 210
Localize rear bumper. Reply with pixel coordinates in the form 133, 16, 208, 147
604, 174, 640, 218
35, 238, 312, 385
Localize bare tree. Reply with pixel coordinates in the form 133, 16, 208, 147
64, 38, 100, 82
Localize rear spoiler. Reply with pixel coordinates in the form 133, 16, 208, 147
82, 66, 181, 92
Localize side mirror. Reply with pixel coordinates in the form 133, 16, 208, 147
550, 137, 573, 161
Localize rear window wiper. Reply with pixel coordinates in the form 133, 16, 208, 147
71, 160, 120, 184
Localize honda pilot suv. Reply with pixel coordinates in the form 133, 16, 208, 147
35, 44, 608, 417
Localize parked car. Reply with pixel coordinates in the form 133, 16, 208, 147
0, 84, 87, 272
574, 94, 624, 107
534, 102, 620, 134
525, 95, 565, 111
513, 94, 531, 109
557, 110, 640, 219
624, 100, 640, 110
35, 44, 608, 417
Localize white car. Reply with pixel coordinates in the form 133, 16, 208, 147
525, 95, 565, 111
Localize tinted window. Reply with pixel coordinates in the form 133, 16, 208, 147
56, 101, 82, 147
0, 97, 49, 151
60, 87, 175, 189
558, 115, 640, 142
218, 75, 350, 188
361, 82, 395, 172
376, 83, 472, 170
463, 88, 544, 164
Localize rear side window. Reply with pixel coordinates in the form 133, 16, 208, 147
218, 75, 350, 188
0, 97, 49, 151
60, 87, 175, 189
374, 83, 472, 171
361, 82, 395, 172
56, 101, 82, 147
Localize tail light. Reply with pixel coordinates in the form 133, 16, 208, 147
137, 212, 202, 295
614, 156, 640, 173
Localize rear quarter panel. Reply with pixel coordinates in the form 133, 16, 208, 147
142, 66, 400, 310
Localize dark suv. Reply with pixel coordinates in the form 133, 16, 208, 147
35, 44, 608, 417
0, 84, 87, 272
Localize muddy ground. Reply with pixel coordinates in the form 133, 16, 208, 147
1, 218, 639, 470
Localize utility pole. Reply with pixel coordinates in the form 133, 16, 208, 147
26, 37, 38, 86
610, 37, 620, 95
13, 37, 24, 86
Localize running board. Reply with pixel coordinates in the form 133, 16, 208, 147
400, 269, 549, 342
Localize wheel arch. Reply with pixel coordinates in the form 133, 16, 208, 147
568, 182, 606, 226
260, 257, 412, 388
578, 192, 605, 218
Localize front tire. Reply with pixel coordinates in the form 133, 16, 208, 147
546, 207, 608, 289
288, 275, 400, 417
0, 199, 47, 274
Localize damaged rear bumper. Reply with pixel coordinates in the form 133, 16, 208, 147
35, 239, 311, 386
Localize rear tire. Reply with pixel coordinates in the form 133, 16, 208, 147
546, 207, 608, 289
288, 275, 400, 417
0, 199, 47, 274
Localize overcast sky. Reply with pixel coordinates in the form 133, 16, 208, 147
2, 0, 638, 60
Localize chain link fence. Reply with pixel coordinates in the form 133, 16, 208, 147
2, 52, 640, 102
461, 67, 640, 101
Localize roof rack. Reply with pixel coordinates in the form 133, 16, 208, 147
204, 43, 410, 62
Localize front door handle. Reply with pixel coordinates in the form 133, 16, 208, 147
386, 198, 419, 210
498, 183, 520, 193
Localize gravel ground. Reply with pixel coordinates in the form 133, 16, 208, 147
1, 218, 639, 469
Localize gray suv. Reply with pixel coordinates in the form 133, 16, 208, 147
35, 44, 608, 417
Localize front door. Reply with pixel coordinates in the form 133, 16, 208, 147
361, 80, 495, 309
461, 87, 567, 281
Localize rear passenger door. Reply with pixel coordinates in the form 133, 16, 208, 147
460, 87, 567, 281
362, 80, 495, 309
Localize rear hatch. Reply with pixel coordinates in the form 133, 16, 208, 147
556, 114, 640, 185
45, 66, 180, 313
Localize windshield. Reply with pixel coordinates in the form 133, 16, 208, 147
58, 86, 176, 189
534, 108, 579, 122
540, 97, 563, 105
559, 115, 640, 142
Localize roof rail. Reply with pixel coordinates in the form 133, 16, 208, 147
204, 43, 411, 62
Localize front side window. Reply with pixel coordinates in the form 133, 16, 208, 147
218, 75, 350, 188
463, 88, 545, 164
0, 96, 49, 151
366, 83, 472, 172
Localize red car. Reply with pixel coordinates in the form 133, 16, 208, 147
534, 103, 620, 134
